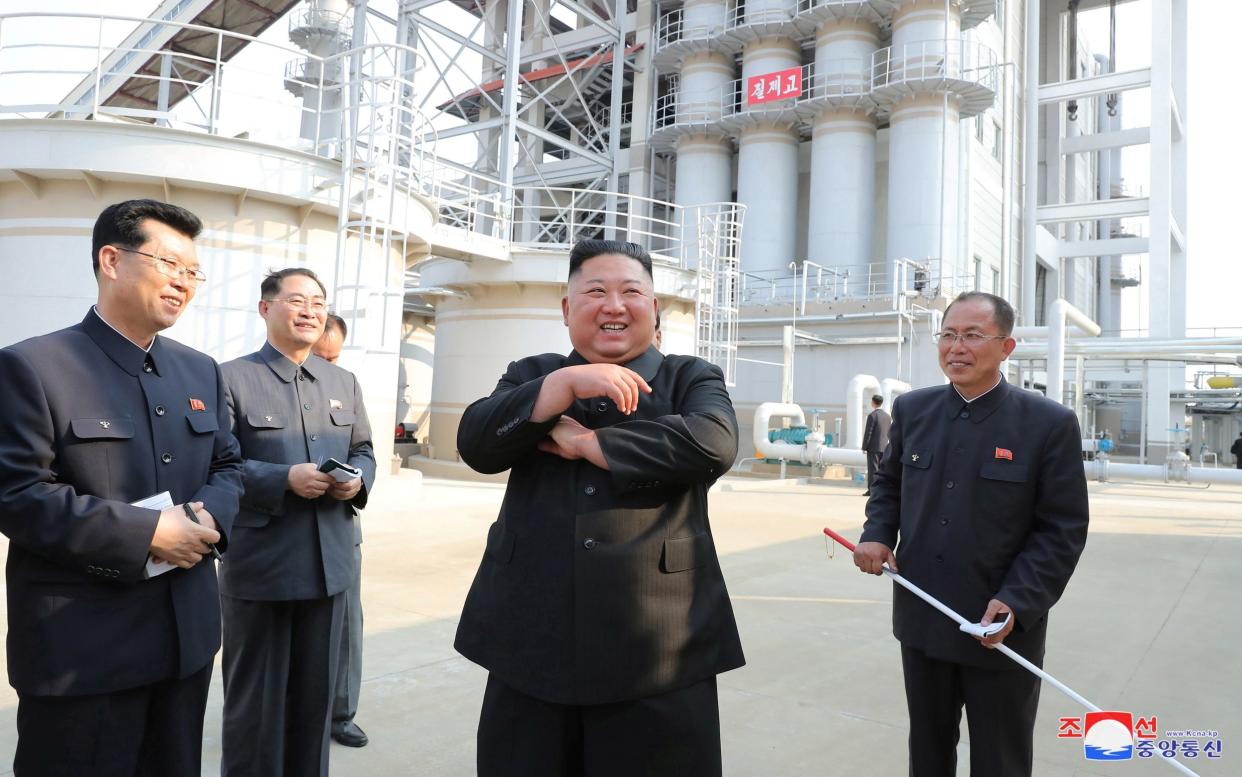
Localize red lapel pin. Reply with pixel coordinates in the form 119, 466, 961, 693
189, 398, 206, 411
995, 447, 1013, 461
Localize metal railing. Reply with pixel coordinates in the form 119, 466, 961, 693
871, 39, 999, 98
739, 258, 976, 306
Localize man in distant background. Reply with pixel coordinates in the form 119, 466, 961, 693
1231, 431, 1242, 469
861, 393, 890, 496
312, 313, 369, 748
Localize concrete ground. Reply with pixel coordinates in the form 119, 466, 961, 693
0, 470, 1238, 776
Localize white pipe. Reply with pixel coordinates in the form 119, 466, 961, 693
880, 378, 911, 414
1021, 0, 1040, 325
1084, 459, 1242, 486
753, 402, 806, 459
1047, 299, 1102, 406
846, 374, 881, 449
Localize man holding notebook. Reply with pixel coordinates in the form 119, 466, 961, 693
0, 199, 241, 776
219, 268, 375, 777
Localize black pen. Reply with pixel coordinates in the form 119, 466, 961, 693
183, 503, 223, 561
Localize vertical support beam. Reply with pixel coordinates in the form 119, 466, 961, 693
781, 325, 795, 404
603, 0, 626, 234
157, 52, 172, 125
1021, 0, 1040, 324
1145, 0, 1178, 462
499, 0, 525, 191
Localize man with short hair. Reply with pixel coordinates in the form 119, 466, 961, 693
456, 238, 744, 777
861, 393, 890, 496
312, 313, 369, 748
220, 269, 376, 777
854, 291, 1089, 777
1231, 432, 1242, 469
0, 199, 241, 775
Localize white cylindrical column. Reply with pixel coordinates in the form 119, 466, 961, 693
683, 0, 728, 37
885, 2, 963, 285
674, 50, 735, 265
807, 19, 878, 274
736, 37, 800, 275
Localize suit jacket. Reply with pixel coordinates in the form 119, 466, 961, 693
0, 310, 242, 696
1232, 438, 1242, 458
454, 347, 745, 705
860, 377, 1089, 669
219, 342, 376, 601
862, 408, 891, 453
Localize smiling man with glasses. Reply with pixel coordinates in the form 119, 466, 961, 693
0, 199, 242, 776
851, 291, 1089, 777
218, 267, 375, 777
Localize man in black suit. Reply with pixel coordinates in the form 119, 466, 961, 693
854, 291, 1089, 777
1231, 432, 1242, 469
219, 269, 376, 777
456, 239, 745, 777
861, 393, 891, 496
0, 199, 241, 776
313, 314, 370, 749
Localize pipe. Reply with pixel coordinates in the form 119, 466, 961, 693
753, 402, 867, 467
880, 378, 911, 413
1047, 299, 1102, 406
1084, 457, 1242, 486
753, 402, 805, 456
846, 374, 881, 449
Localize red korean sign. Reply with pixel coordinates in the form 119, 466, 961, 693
746, 67, 802, 105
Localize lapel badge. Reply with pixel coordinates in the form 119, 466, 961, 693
99, 420, 111, 429
995, 447, 1014, 461
330, 398, 344, 410
911, 453, 919, 462
189, 398, 206, 412
265, 415, 274, 423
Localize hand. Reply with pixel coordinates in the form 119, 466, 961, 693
193, 505, 219, 534
853, 541, 898, 576
537, 416, 602, 464
149, 501, 220, 569
288, 463, 334, 499
329, 476, 363, 501
533, 364, 653, 421
977, 598, 1015, 648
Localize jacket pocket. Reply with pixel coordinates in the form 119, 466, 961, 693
69, 417, 135, 440
485, 521, 515, 564
233, 510, 271, 528
661, 531, 714, 573
330, 410, 356, 426
980, 461, 1029, 482
186, 413, 219, 434
902, 450, 932, 469
246, 413, 287, 429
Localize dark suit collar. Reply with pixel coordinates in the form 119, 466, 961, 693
565, 346, 664, 382
260, 341, 320, 383
944, 375, 1009, 423
81, 309, 162, 377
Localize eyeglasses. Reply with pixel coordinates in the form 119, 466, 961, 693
932, 331, 1009, 346
268, 295, 329, 314
118, 247, 207, 285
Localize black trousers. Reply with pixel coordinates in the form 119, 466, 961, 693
866, 451, 883, 489
477, 673, 722, 777
220, 593, 344, 777
901, 645, 1041, 777
14, 663, 212, 777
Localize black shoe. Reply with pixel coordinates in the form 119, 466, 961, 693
332, 721, 369, 748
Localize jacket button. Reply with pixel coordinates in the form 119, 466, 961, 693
303, 403, 312, 411
161, 453, 173, 464
87, 565, 97, 574
940, 518, 949, 526
584, 485, 596, 496
935, 554, 944, 563
960, 410, 970, 419
945, 480, 954, 489
143, 361, 154, 373
311, 434, 319, 441
154, 405, 166, 416
583, 538, 597, 549
597, 401, 608, 411
496, 428, 504, 436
